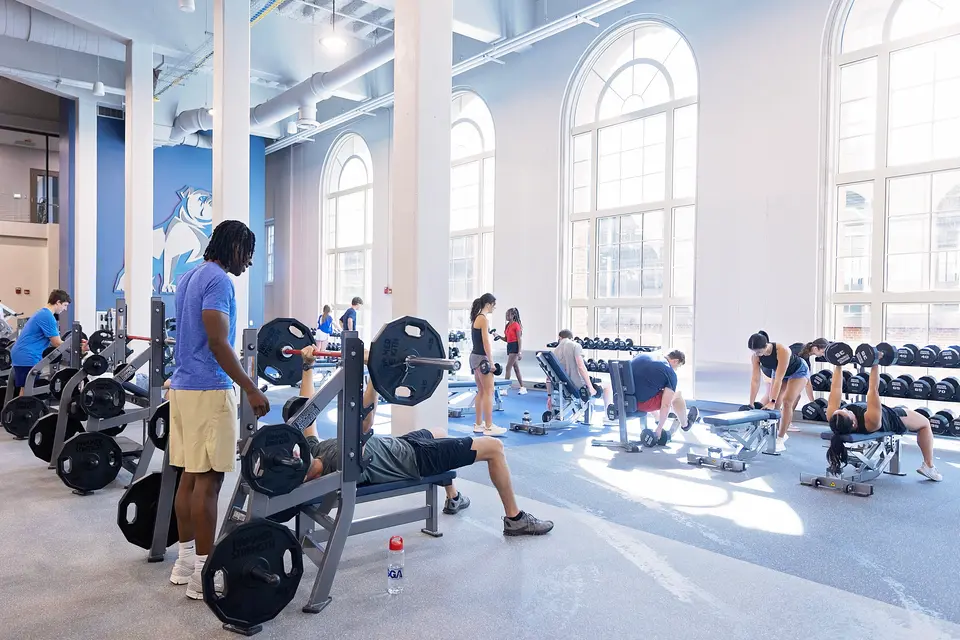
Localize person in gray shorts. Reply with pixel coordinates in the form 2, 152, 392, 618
297, 345, 554, 536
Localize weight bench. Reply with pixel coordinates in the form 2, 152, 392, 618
800, 431, 905, 497
592, 360, 645, 452
511, 351, 591, 435
448, 379, 509, 417
686, 409, 780, 472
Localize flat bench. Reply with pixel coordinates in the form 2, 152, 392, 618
688, 409, 781, 472
800, 430, 904, 497
448, 380, 510, 416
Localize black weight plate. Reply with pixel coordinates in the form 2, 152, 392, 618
81, 378, 126, 419
49, 367, 80, 401
87, 330, 114, 355
56, 431, 122, 493
67, 397, 88, 423
542, 410, 553, 423
640, 429, 658, 448
825, 342, 854, 366
876, 342, 898, 367
896, 344, 918, 366
854, 344, 880, 367
148, 401, 170, 451
28, 413, 84, 463
1, 395, 49, 438
83, 354, 109, 376
951, 418, 960, 438
658, 430, 671, 446
281, 396, 309, 423
202, 519, 303, 629
0, 348, 10, 370
256, 318, 314, 387
606, 404, 617, 421
117, 470, 181, 550
368, 316, 445, 407
240, 424, 310, 497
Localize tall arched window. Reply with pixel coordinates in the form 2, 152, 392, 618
828, 1, 960, 351
322, 133, 373, 337
563, 21, 698, 389
449, 91, 496, 332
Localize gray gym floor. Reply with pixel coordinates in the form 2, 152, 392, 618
2, 393, 959, 640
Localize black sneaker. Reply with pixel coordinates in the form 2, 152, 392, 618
683, 406, 700, 431
443, 492, 471, 515
503, 511, 554, 536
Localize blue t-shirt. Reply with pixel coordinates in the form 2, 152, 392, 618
629, 354, 678, 403
340, 307, 357, 331
318, 315, 334, 334
170, 261, 236, 391
10, 307, 60, 367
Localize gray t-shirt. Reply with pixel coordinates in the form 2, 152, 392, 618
553, 339, 586, 389
308, 435, 420, 485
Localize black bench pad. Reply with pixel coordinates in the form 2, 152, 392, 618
819, 431, 895, 443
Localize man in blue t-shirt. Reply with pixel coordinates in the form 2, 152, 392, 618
339, 296, 363, 332
9, 289, 71, 394
166, 220, 270, 601
629, 350, 698, 443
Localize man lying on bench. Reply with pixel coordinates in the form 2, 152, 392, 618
824, 360, 942, 482
296, 346, 554, 536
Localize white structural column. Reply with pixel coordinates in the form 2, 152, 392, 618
73, 97, 98, 329
389, 0, 453, 434
213, 0, 251, 343
124, 41, 154, 337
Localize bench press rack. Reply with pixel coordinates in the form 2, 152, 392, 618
800, 430, 905, 497
686, 409, 780, 472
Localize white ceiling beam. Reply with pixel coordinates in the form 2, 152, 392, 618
363, 0, 502, 43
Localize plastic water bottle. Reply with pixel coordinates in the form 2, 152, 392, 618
387, 535, 404, 594
522, 411, 531, 425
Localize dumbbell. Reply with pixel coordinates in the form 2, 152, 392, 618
810, 369, 833, 392
824, 342, 855, 366
876, 342, 899, 366
574, 337, 583, 346
841, 370, 853, 393
640, 428, 671, 448
934, 377, 960, 402
854, 343, 881, 367
477, 360, 503, 376
624, 338, 634, 349
597, 360, 608, 373
910, 375, 937, 400
847, 371, 869, 394
917, 345, 942, 367
738, 402, 764, 411
896, 344, 919, 366
601, 338, 614, 350
801, 398, 828, 421
887, 374, 914, 398
950, 415, 960, 438
586, 359, 597, 372
581, 337, 594, 349
546, 341, 559, 348
878, 373, 892, 396
937, 345, 960, 368
613, 338, 625, 351
929, 409, 955, 436
448, 346, 460, 360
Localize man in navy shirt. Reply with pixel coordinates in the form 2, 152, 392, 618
340, 296, 363, 332
9, 289, 71, 394
629, 350, 697, 443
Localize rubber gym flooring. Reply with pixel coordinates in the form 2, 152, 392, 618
1, 386, 959, 639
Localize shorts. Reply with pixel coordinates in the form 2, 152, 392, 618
13, 366, 32, 388
636, 391, 664, 413
469, 353, 490, 375
507, 342, 519, 355
400, 429, 477, 477
168, 388, 238, 473
316, 330, 330, 342
783, 360, 809, 381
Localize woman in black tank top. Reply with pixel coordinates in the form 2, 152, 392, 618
468, 293, 505, 436
824, 361, 941, 481
747, 331, 809, 446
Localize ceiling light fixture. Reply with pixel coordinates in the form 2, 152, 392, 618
93, 38, 105, 97
286, 121, 298, 135
179, 0, 196, 13
321, 0, 346, 52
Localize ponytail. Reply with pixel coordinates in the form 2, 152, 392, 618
827, 412, 854, 474
799, 337, 830, 361
747, 331, 769, 350
470, 293, 497, 322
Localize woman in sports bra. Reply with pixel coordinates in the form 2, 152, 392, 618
825, 358, 941, 481
502, 308, 526, 395
469, 293, 506, 437
747, 330, 809, 451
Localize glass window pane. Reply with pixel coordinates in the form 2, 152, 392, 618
841, 0, 887, 53
887, 253, 928, 291
931, 303, 960, 343
572, 220, 590, 247
596, 307, 618, 337
673, 268, 694, 297
483, 232, 494, 292
451, 121, 484, 160
597, 217, 618, 245
571, 307, 590, 338
835, 304, 871, 342
674, 205, 696, 239
885, 303, 928, 345
482, 157, 495, 227
888, 174, 931, 216
640, 307, 663, 346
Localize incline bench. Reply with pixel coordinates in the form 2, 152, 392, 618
800, 430, 905, 497
686, 408, 780, 472
510, 351, 592, 435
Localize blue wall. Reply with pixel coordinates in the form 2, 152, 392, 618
95, 118, 266, 325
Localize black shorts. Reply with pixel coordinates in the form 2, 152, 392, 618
507, 342, 519, 355
400, 429, 477, 477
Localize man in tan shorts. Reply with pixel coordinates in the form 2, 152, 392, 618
166, 221, 270, 600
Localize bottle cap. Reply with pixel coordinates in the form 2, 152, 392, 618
389, 535, 404, 551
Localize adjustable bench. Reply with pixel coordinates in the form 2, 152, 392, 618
686, 409, 780, 472
800, 431, 904, 497
592, 360, 645, 452
511, 351, 591, 435
448, 379, 510, 417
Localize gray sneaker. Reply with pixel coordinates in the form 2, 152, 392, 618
684, 406, 700, 431
443, 492, 471, 515
502, 511, 554, 536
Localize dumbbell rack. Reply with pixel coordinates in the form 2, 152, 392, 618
569, 337, 659, 374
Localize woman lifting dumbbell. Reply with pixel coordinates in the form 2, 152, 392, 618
470, 293, 506, 436
502, 307, 526, 395
824, 343, 942, 482
748, 331, 808, 451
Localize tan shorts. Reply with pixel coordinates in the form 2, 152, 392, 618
168, 388, 238, 473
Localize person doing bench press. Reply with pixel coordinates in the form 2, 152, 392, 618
825, 359, 942, 482
629, 350, 696, 444
296, 345, 554, 536
748, 331, 807, 451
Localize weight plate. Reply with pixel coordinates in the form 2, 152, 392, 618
541, 410, 553, 423
117, 470, 181, 550
49, 367, 80, 401
368, 316, 446, 407
148, 401, 170, 451
87, 330, 114, 355
83, 354, 109, 376
281, 396, 309, 423
0, 348, 10, 370
81, 377, 126, 419
202, 519, 303, 630
640, 428, 658, 448
67, 397, 88, 423
256, 318, 314, 387
1, 395, 49, 439
876, 342, 898, 367
240, 424, 310, 497
56, 431, 123, 493
28, 413, 84, 463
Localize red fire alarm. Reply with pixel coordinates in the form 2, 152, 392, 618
23, 289, 30, 295
15, 287, 21, 294
383, 286, 392, 295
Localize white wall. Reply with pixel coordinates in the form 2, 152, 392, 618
0, 143, 60, 223
266, 0, 837, 401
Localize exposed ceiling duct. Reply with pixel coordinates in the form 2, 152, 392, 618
0, 0, 126, 60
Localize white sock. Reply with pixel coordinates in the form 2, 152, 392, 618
194, 554, 207, 574
178, 540, 195, 560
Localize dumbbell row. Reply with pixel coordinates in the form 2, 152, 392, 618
810, 368, 960, 401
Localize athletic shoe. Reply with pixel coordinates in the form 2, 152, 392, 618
482, 424, 508, 437
501, 388, 509, 396
185, 568, 223, 600
918, 464, 943, 482
683, 406, 700, 431
518, 387, 527, 395
775, 437, 787, 453
503, 511, 554, 536
169, 556, 194, 586
473, 424, 485, 434
443, 492, 471, 514
787, 425, 801, 432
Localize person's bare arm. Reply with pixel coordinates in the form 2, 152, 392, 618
201, 309, 269, 416
48, 335, 64, 348
863, 364, 882, 432
361, 380, 377, 433
516, 326, 523, 359
576, 356, 591, 390
825, 364, 844, 419
657, 388, 676, 432
300, 346, 318, 439
749, 355, 761, 406
768, 343, 790, 404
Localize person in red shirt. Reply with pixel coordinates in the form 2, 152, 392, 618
502, 307, 526, 395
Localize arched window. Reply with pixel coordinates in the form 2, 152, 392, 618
563, 21, 698, 390
322, 133, 373, 338
449, 91, 496, 332
828, 0, 960, 353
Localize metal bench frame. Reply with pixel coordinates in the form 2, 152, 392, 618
800, 431, 905, 497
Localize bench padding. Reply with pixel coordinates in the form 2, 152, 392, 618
819, 431, 892, 443
449, 380, 511, 390
357, 470, 456, 497
705, 409, 780, 426
538, 351, 582, 399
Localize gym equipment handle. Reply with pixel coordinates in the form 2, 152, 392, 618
249, 566, 281, 586
282, 348, 341, 358
405, 355, 461, 372
268, 453, 304, 469
125, 335, 176, 344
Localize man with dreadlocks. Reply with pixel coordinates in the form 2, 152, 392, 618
166, 220, 271, 600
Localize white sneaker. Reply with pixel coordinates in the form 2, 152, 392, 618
502, 388, 509, 396
482, 424, 508, 437
775, 437, 786, 453
169, 556, 194, 585
473, 424, 485, 434
518, 387, 527, 395
185, 567, 223, 600
918, 464, 943, 482
787, 425, 801, 433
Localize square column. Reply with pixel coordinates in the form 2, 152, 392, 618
389, 0, 453, 433
124, 40, 154, 337
213, 0, 251, 344
73, 97, 98, 329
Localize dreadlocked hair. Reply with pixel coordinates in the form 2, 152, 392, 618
204, 220, 256, 273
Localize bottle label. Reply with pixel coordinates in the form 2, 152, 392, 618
387, 568, 404, 579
